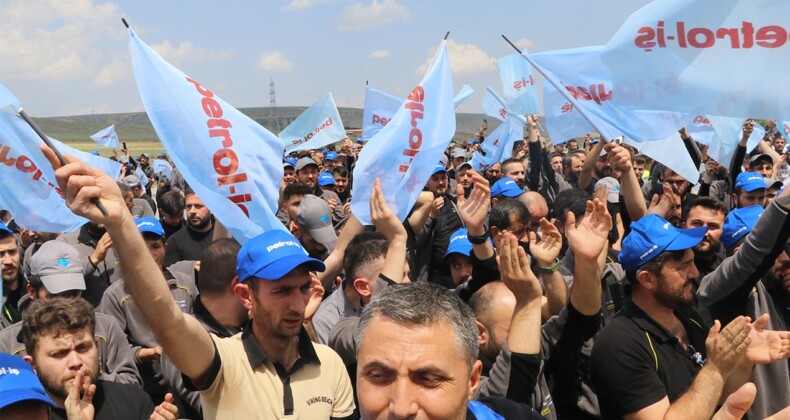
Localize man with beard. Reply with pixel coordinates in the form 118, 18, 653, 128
293, 195, 338, 260
697, 196, 790, 419
420, 164, 463, 288
332, 167, 351, 204
592, 213, 790, 419
502, 158, 527, 190
296, 157, 344, 222
163, 190, 215, 267
562, 152, 584, 188
483, 162, 502, 185
1, 224, 23, 328
732, 172, 768, 209
19, 298, 172, 419
682, 197, 727, 278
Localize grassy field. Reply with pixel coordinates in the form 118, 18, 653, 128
66, 141, 167, 158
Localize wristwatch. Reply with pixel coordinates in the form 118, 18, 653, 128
539, 258, 562, 273
467, 230, 490, 245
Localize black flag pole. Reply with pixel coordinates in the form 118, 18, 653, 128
16, 109, 109, 216
444, 31, 450, 40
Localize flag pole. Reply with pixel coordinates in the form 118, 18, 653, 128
501, 34, 610, 144
16, 109, 109, 216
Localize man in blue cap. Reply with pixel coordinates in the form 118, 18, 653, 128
42, 146, 355, 419
592, 213, 789, 419
420, 163, 464, 288
0, 353, 54, 419
733, 171, 767, 209
698, 187, 790, 418
444, 228, 474, 287
490, 177, 525, 204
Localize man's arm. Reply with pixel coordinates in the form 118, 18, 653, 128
529, 219, 566, 319
44, 148, 217, 385
96, 314, 143, 386
578, 140, 605, 191
729, 120, 752, 185
679, 127, 703, 169
406, 191, 435, 236
369, 178, 408, 282
564, 198, 611, 315
317, 213, 363, 292
454, 171, 497, 299
608, 143, 649, 221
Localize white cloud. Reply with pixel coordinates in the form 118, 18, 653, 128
0, 0, 120, 81
514, 37, 536, 50
256, 51, 294, 71
415, 40, 495, 75
281, 0, 337, 11
370, 49, 391, 58
336, 0, 410, 30
92, 60, 129, 87
151, 40, 236, 63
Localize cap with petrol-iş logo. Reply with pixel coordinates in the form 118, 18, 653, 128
618, 214, 707, 271
735, 172, 767, 192
0, 353, 55, 409
432, 163, 448, 176
318, 172, 336, 187
136, 217, 165, 237
491, 177, 524, 198
29, 241, 85, 295
325, 152, 338, 161
296, 195, 338, 251
236, 230, 325, 282
444, 228, 473, 261
721, 205, 764, 249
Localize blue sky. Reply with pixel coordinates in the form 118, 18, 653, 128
1, 0, 652, 117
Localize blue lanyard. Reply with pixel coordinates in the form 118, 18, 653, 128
467, 400, 505, 420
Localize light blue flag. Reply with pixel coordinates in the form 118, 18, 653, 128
542, 79, 698, 181
453, 84, 474, 108
496, 51, 540, 116
351, 42, 456, 225
361, 86, 403, 141
744, 123, 767, 154
90, 125, 120, 148
469, 116, 525, 172
0, 83, 21, 110
153, 158, 173, 179
530, 46, 683, 142
682, 114, 718, 146
697, 116, 766, 167
602, 0, 790, 119
49, 138, 122, 180
282, 93, 347, 153
134, 165, 149, 188
782, 121, 790, 139
128, 28, 286, 243
481, 87, 527, 125
0, 110, 87, 232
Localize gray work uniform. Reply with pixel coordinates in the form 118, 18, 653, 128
59, 227, 122, 307
312, 284, 359, 345
697, 199, 790, 419
0, 312, 142, 386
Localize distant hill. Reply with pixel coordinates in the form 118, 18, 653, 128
33, 107, 550, 145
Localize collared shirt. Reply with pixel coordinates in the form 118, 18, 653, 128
187, 322, 355, 419
313, 285, 359, 345
591, 300, 709, 418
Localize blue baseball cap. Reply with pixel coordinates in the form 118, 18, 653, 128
491, 177, 524, 198
136, 217, 164, 237
91, 150, 99, 156
283, 157, 297, 167
618, 214, 707, 270
325, 151, 338, 161
432, 163, 448, 176
322, 148, 329, 155
721, 205, 764, 249
318, 172, 335, 187
444, 228, 473, 261
0, 223, 11, 235
236, 230, 326, 282
0, 353, 55, 409
735, 172, 767, 192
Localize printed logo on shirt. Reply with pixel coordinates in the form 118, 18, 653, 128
306, 395, 333, 406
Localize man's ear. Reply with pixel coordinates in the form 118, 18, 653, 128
26, 283, 35, 300
233, 281, 254, 311
636, 270, 657, 291
475, 320, 488, 348
491, 197, 499, 206
353, 278, 371, 298
467, 359, 483, 402
22, 355, 35, 371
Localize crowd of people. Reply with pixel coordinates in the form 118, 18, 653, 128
1, 115, 790, 420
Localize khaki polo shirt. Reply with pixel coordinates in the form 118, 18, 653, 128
194, 326, 355, 419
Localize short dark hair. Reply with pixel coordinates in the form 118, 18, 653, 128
682, 196, 728, 223
198, 238, 241, 295
343, 232, 388, 288
633, 155, 647, 165
332, 167, 350, 178
283, 183, 314, 202
501, 158, 523, 173
158, 190, 185, 217
20, 297, 95, 357
490, 198, 530, 231
549, 152, 563, 160
555, 190, 591, 225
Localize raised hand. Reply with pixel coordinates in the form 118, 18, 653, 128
495, 230, 542, 302
648, 183, 678, 219
528, 218, 562, 266
304, 272, 326, 322
606, 142, 632, 173
744, 314, 790, 365
370, 178, 406, 242
150, 393, 179, 420
64, 369, 97, 420
706, 316, 753, 376
565, 198, 611, 262
456, 170, 490, 233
